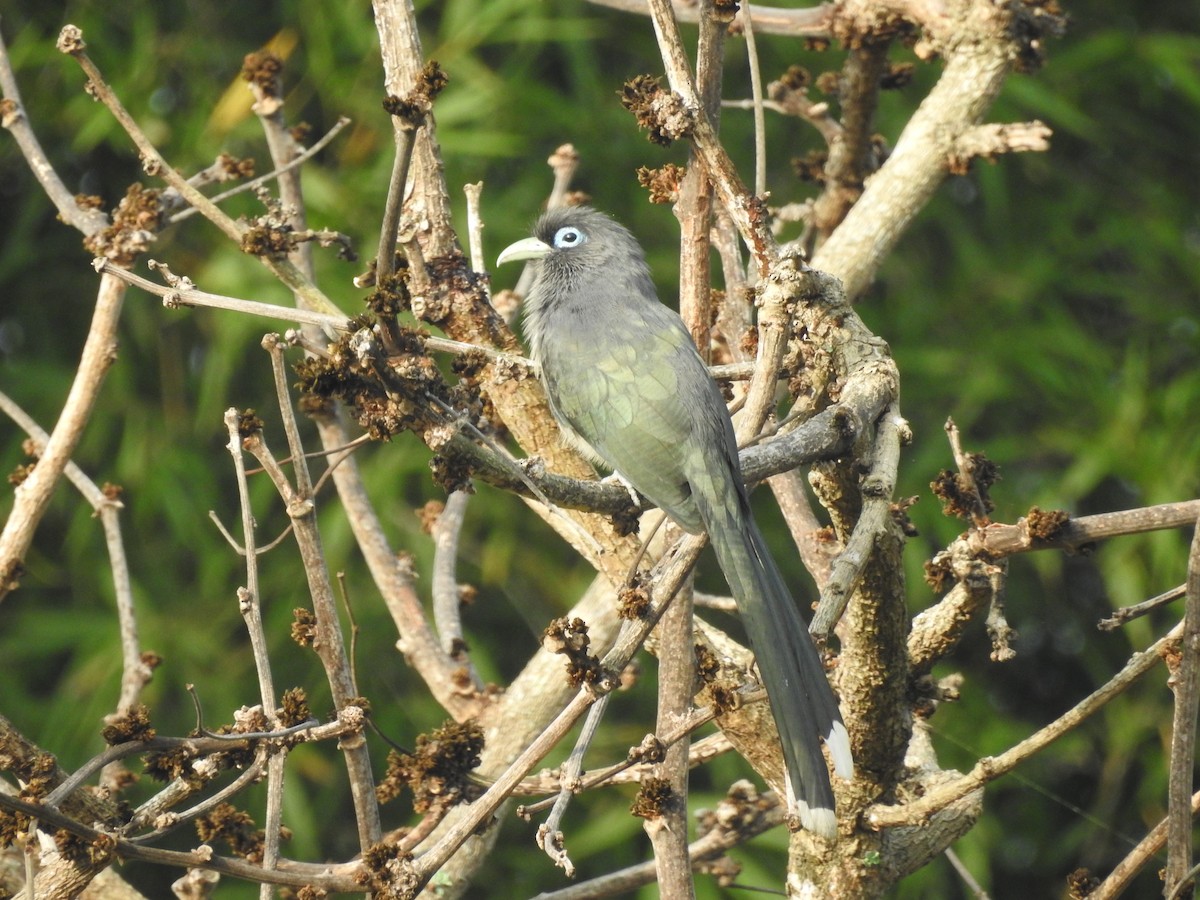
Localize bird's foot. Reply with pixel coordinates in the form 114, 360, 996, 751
600, 472, 642, 510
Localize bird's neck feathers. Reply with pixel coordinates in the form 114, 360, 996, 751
521, 240, 659, 364
522, 262, 607, 363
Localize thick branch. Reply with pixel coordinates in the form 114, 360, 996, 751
811, 2, 1030, 300
0, 273, 125, 602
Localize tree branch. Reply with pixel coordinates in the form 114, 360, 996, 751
0, 273, 126, 603
1165, 515, 1200, 895
867, 622, 1184, 830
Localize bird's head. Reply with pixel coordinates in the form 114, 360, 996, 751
496, 205, 649, 283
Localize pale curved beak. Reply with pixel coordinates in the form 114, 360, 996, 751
496, 236, 552, 267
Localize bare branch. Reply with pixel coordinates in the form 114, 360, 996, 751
0, 792, 367, 893
645, 549, 696, 898
58, 26, 341, 316
535, 694, 614, 876
0, 273, 126, 603
811, 405, 908, 636
586, 0, 835, 37
222, 410, 277, 712
952, 120, 1052, 168
867, 621, 1184, 830
429, 491, 480, 684
167, 117, 351, 225
463, 181, 486, 273
975, 500, 1200, 558
741, 5, 768, 199
0, 391, 151, 723
530, 781, 785, 900
1090, 790, 1200, 900
1165, 515, 1200, 895
0, 36, 106, 234
237, 417, 383, 851
811, 3, 1042, 300
1099, 584, 1187, 631
376, 119, 416, 281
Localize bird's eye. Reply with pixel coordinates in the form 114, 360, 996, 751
552, 226, 586, 249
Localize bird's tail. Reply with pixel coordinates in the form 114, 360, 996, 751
701, 490, 853, 838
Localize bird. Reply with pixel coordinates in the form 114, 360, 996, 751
496, 205, 853, 838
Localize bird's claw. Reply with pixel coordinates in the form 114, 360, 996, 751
601, 472, 642, 510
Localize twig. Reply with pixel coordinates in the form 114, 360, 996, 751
168, 117, 351, 224
720, 97, 790, 115
409, 690, 599, 888
907, 550, 998, 676
223, 410, 277, 711
811, 404, 906, 636
546, 143, 580, 210
809, 5, 1040, 301
42, 718, 325, 815
0, 27, 107, 235
1099, 584, 1187, 631
221, 405, 286, 899
953, 120, 1052, 165
536, 694, 614, 877
643, 0, 777, 266
943, 419, 1015, 660
464, 182, 486, 273
430, 491, 479, 681
586, 0, 834, 37
100, 257, 540, 371
983, 560, 1015, 662
1165, 514, 1200, 895
943, 847, 990, 899
0, 391, 150, 720
59, 27, 341, 316
1089, 789, 1200, 900
1168, 866, 1200, 900
126, 753, 268, 841
646, 25, 727, 830
740, 2, 767, 198
238, 415, 383, 852
770, 468, 838, 590
866, 621, 1184, 829
244, 51, 316, 281
732, 258, 797, 443
0, 793, 366, 892
58, 30, 239, 247
945, 418, 992, 528
96, 257, 347, 330
673, 0, 722, 360
411, 528, 712, 892
519, 727, 737, 803
529, 781, 785, 900
694, 590, 738, 613
260, 338, 384, 859
810, 38, 891, 239
376, 121, 417, 281
0, 389, 150, 805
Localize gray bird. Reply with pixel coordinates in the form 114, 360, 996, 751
497, 205, 852, 837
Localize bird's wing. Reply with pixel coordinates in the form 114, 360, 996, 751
540, 305, 706, 532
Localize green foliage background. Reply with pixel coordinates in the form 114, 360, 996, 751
0, 0, 1198, 896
